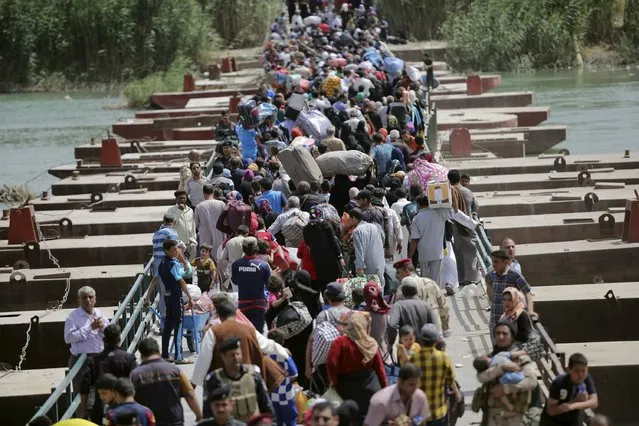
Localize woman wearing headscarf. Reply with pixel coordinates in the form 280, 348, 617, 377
476, 321, 539, 426
500, 287, 532, 344
329, 166, 372, 216
302, 206, 345, 293
238, 169, 255, 203
326, 311, 388, 420
362, 281, 390, 356
340, 122, 363, 152
354, 120, 372, 153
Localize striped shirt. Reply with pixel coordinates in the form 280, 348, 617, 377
152, 225, 178, 270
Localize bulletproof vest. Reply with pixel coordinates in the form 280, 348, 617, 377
213, 365, 260, 421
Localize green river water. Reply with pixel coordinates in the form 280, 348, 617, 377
1, 68, 638, 197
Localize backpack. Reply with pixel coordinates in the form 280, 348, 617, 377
281, 211, 308, 248
275, 301, 312, 339
225, 200, 253, 232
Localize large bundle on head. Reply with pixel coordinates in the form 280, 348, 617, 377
278, 145, 323, 185
321, 75, 342, 98
238, 100, 260, 128
316, 151, 373, 177
383, 56, 404, 79
405, 158, 449, 189
258, 103, 277, 122
295, 109, 332, 140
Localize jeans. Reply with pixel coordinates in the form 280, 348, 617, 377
161, 297, 184, 360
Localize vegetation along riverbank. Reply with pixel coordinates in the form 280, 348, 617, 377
380, 0, 639, 71
0, 0, 278, 97
1, 0, 637, 96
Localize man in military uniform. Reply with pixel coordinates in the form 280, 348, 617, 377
204, 338, 274, 421
197, 384, 246, 426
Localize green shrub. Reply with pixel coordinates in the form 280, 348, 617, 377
123, 56, 196, 108
205, 0, 280, 48
443, 0, 593, 71
0, 0, 214, 86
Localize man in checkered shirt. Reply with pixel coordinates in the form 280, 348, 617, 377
411, 324, 461, 425
309, 320, 340, 395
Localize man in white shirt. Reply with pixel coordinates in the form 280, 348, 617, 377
408, 195, 452, 285
64, 285, 110, 418
166, 190, 197, 259
185, 162, 208, 207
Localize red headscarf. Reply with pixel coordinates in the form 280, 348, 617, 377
363, 280, 390, 314
378, 128, 388, 139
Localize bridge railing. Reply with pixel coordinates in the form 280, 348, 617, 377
29, 259, 158, 424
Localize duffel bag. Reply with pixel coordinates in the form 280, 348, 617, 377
295, 109, 331, 140
316, 150, 373, 177
278, 145, 323, 185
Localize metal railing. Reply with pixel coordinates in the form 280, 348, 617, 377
28, 259, 158, 424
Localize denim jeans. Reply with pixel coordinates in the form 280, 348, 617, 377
161, 297, 184, 360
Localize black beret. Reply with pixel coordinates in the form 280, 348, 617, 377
219, 337, 241, 353
207, 384, 232, 402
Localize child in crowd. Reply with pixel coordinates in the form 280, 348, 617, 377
191, 243, 216, 294
266, 329, 300, 426
473, 350, 527, 411
397, 325, 421, 365
105, 377, 155, 426
95, 373, 118, 423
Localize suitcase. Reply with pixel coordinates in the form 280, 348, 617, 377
316, 150, 373, 177
278, 145, 323, 185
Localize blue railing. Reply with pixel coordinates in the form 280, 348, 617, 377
29, 258, 158, 424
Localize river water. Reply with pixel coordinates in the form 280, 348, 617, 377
1, 68, 639, 197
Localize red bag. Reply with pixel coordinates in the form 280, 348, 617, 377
224, 200, 253, 232
269, 241, 299, 272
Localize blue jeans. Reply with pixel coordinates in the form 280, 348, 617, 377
161, 296, 183, 360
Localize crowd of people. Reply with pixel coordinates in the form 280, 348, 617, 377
38, 1, 607, 426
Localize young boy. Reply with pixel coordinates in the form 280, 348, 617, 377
191, 243, 216, 294
397, 325, 421, 365
474, 350, 527, 411
540, 353, 598, 426
159, 239, 193, 361
96, 373, 118, 423
266, 329, 300, 426
105, 377, 155, 426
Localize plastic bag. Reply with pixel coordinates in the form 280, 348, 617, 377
383, 57, 405, 75
406, 65, 421, 82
